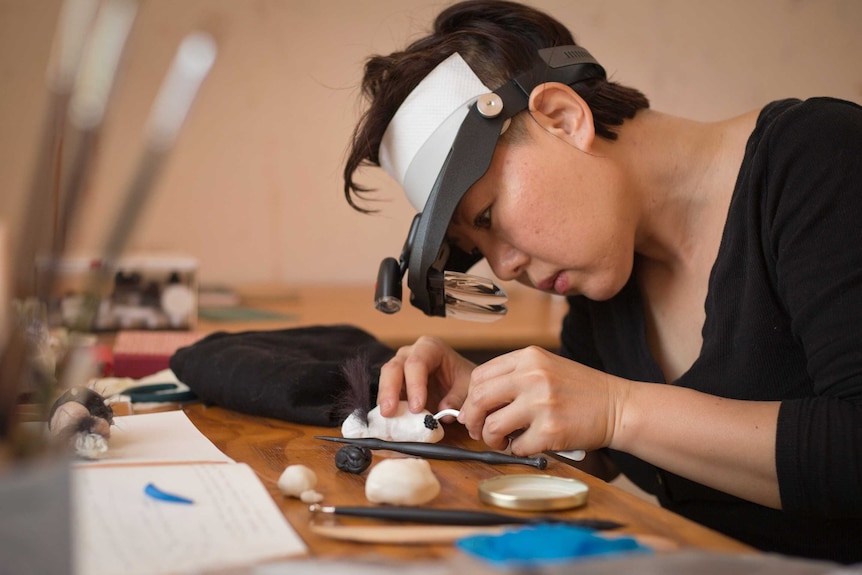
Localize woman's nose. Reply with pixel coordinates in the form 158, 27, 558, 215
488, 242, 528, 281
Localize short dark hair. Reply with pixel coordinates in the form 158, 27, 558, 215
343, 0, 649, 212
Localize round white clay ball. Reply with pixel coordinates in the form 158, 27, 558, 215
278, 464, 317, 498
365, 458, 441, 506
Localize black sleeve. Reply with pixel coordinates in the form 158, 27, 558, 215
765, 98, 862, 517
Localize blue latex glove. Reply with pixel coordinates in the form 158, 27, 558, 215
456, 524, 651, 568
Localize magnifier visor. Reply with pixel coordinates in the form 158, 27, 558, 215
376, 46, 606, 319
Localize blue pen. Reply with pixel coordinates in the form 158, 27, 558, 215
145, 482, 194, 504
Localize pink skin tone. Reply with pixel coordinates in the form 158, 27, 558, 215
379, 82, 638, 423
376, 83, 782, 509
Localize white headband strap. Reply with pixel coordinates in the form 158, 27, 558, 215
378, 53, 490, 212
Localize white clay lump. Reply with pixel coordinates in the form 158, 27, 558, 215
365, 458, 441, 506
278, 464, 318, 498
299, 489, 324, 503
342, 400, 444, 443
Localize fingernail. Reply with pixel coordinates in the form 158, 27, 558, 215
379, 399, 391, 413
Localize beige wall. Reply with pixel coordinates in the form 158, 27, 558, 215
2, 0, 861, 288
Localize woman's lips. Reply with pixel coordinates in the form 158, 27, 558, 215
538, 272, 569, 295
553, 272, 569, 295
536, 275, 555, 291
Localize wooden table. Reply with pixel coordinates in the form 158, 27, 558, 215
196, 283, 567, 354
184, 403, 753, 565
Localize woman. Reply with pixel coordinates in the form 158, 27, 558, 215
343, 0, 862, 562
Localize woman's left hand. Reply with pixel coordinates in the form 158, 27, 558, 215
458, 346, 626, 455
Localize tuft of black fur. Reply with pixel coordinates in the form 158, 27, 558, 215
48, 387, 114, 429
336, 353, 375, 425
52, 413, 106, 447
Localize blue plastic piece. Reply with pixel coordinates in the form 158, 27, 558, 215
144, 482, 194, 504
456, 523, 650, 567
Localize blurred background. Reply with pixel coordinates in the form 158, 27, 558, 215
2, 0, 861, 290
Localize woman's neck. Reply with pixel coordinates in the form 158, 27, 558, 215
608, 108, 758, 270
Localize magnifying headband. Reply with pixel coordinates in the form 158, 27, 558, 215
375, 45, 606, 321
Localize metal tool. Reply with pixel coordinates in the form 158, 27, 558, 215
314, 436, 548, 470
309, 504, 623, 530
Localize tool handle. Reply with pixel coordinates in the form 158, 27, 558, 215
316, 436, 547, 469
557, 449, 587, 462
384, 440, 547, 469
325, 505, 525, 526
311, 505, 624, 530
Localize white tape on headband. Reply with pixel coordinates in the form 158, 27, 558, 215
379, 53, 490, 212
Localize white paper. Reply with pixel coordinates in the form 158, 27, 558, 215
75, 410, 234, 466
73, 462, 308, 575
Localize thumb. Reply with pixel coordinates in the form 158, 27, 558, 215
439, 389, 467, 413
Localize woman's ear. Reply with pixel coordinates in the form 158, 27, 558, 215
528, 82, 596, 151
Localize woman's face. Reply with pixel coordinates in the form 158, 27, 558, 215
446, 118, 637, 301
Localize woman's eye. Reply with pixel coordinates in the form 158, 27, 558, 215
472, 206, 492, 230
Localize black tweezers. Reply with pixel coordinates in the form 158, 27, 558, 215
314, 436, 548, 469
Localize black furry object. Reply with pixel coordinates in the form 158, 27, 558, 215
335, 445, 372, 474
48, 387, 114, 458
48, 387, 114, 431
336, 354, 377, 426
169, 325, 395, 427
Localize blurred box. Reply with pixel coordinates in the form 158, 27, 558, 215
35, 253, 198, 331
112, 330, 204, 378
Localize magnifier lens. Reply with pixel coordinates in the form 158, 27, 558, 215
442, 271, 508, 322
443, 271, 508, 304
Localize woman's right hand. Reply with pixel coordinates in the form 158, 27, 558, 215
376, 335, 475, 417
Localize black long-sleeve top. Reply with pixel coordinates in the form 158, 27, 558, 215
559, 98, 862, 563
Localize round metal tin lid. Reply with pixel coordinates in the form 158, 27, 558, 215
478, 474, 589, 511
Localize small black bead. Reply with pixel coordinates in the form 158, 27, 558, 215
335, 445, 372, 474
423, 414, 438, 430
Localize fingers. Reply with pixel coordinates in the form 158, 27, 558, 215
460, 347, 573, 454
483, 406, 531, 451
507, 423, 553, 457
469, 349, 519, 384
402, 339, 441, 412
377, 336, 454, 416
377, 354, 406, 417
438, 388, 467, 415
460, 351, 519, 437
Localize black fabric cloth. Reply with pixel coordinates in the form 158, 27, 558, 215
169, 324, 395, 427
560, 98, 862, 563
